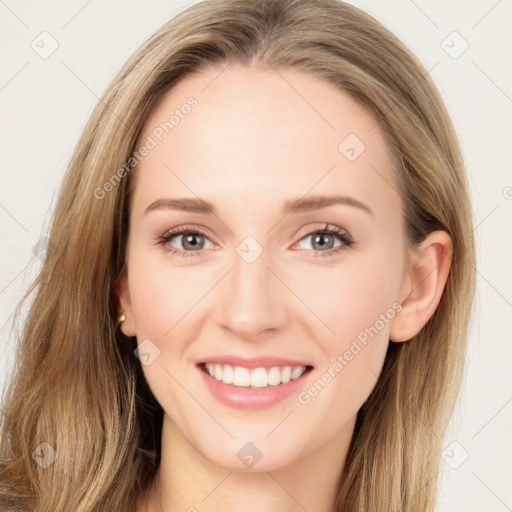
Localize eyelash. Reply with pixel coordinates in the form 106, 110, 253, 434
156, 224, 354, 258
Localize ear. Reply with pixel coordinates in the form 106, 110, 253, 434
389, 230, 453, 343
116, 272, 137, 337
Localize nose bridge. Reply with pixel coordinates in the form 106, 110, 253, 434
217, 239, 287, 338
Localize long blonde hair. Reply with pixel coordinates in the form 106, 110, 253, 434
0, 1, 476, 510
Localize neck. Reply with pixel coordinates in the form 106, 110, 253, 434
138, 413, 356, 512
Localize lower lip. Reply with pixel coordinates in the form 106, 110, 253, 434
196, 364, 314, 410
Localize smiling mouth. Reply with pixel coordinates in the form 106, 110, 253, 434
198, 362, 314, 389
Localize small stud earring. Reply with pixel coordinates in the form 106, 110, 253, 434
117, 314, 126, 326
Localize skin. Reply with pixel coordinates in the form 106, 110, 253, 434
117, 63, 452, 512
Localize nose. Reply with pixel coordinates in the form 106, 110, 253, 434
216, 248, 289, 340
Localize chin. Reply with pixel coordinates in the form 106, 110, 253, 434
199, 436, 302, 472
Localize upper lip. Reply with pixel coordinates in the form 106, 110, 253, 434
197, 355, 313, 369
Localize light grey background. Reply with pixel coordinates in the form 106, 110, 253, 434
1, 1, 511, 510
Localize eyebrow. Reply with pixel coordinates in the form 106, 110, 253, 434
143, 194, 373, 216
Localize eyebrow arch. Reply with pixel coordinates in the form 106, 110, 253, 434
144, 197, 215, 215
143, 194, 373, 216
283, 194, 373, 216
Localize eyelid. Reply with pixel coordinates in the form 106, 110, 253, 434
294, 222, 341, 240
160, 224, 213, 240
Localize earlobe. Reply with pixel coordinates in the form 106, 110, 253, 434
115, 272, 137, 337
389, 230, 453, 343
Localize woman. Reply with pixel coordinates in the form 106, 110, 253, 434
0, 0, 476, 510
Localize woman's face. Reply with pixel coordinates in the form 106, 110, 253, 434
119, 64, 409, 470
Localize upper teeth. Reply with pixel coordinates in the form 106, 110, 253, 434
204, 363, 307, 388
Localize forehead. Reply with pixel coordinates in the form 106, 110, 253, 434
130, 64, 401, 220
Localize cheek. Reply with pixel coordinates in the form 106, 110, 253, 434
294, 263, 399, 429
127, 246, 209, 335
126, 248, 204, 415
296, 249, 401, 389
297, 253, 402, 340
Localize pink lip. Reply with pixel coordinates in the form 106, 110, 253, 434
197, 355, 313, 369
196, 364, 314, 410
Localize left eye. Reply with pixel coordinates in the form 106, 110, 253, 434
295, 232, 342, 251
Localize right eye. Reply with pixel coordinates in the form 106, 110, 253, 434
157, 227, 215, 257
